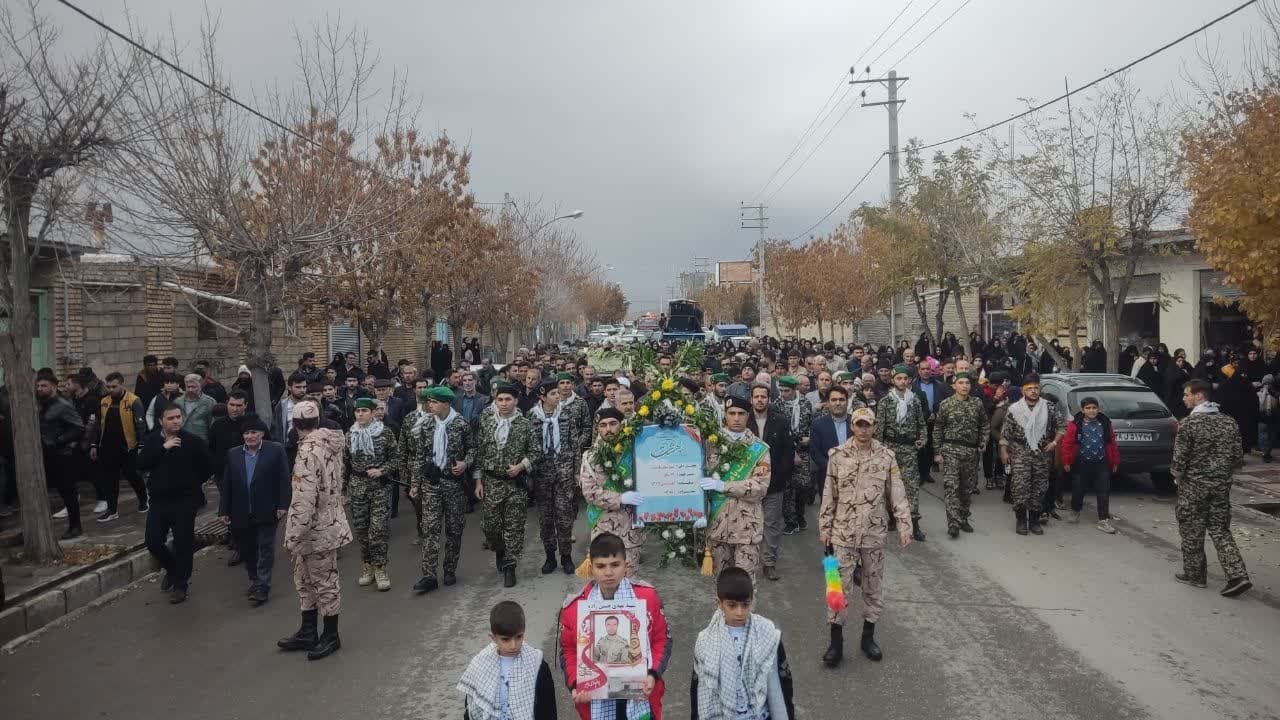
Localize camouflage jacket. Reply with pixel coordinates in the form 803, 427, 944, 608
398, 409, 428, 488
874, 390, 927, 446
579, 446, 648, 549
819, 438, 911, 549
285, 428, 352, 555
474, 410, 536, 479
410, 411, 475, 495
1171, 407, 1242, 489
558, 393, 594, 456
343, 421, 399, 491
526, 404, 580, 470
999, 399, 1060, 453
772, 396, 815, 445
934, 395, 989, 449
705, 429, 771, 545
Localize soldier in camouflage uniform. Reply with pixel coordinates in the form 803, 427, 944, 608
398, 389, 429, 545
932, 372, 987, 538
556, 371, 593, 487
580, 408, 647, 571
344, 397, 399, 591
701, 395, 772, 579
774, 375, 814, 534
527, 379, 580, 575
409, 386, 474, 594
1172, 379, 1252, 597
999, 374, 1062, 537
475, 382, 537, 588
874, 364, 928, 541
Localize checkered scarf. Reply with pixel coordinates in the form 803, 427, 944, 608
588, 579, 652, 720
457, 643, 542, 720
694, 611, 780, 720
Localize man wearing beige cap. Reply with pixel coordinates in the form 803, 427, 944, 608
819, 406, 912, 667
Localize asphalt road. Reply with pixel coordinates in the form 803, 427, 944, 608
2, 484, 1279, 720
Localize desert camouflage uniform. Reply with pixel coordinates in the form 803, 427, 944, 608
1001, 400, 1060, 515
399, 408, 428, 539
412, 411, 474, 581
285, 428, 351, 617
1172, 408, 1249, 582
773, 395, 815, 528
475, 411, 536, 570
705, 430, 771, 579
527, 405, 580, 557
344, 423, 399, 567
933, 394, 988, 530
874, 390, 928, 521
579, 446, 647, 570
819, 438, 911, 624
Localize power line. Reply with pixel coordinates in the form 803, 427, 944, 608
765, 94, 865, 204
917, 0, 1260, 151
789, 152, 887, 242
850, 1, 917, 74
889, 0, 974, 68
865, 0, 947, 72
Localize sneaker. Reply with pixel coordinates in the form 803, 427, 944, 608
0, 504, 13, 517
60, 526, 83, 540
137, 503, 149, 513
93, 500, 108, 513
1096, 519, 1117, 534
96, 510, 119, 523
1221, 577, 1253, 597
782, 524, 799, 535
1068, 511, 1080, 524
52, 507, 68, 519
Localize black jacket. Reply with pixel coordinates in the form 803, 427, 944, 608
39, 395, 84, 454
138, 430, 210, 509
208, 413, 264, 479
218, 440, 290, 528
751, 411, 795, 495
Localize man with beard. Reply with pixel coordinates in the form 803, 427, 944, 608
1000, 374, 1063, 536
88, 372, 149, 522
38, 374, 86, 538
701, 372, 730, 426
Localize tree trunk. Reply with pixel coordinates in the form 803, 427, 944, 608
420, 293, 434, 369
245, 296, 277, 426
1066, 322, 1083, 372
910, 288, 934, 348
948, 277, 973, 344
451, 322, 465, 368
1102, 299, 1121, 374
816, 311, 825, 342
1035, 334, 1074, 373
933, 287, 951, 350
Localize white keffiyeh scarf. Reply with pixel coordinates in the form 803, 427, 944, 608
456, 643, 542, 720
1008, 398, 1048, 450
707, 396, 725, 425
890, 387, 917, 425
588, 579, 651, 720
494, 412, 515, 449
348, 419, 385, 457
432, 409, 459, 468
783, 398, 800, 434
722, 428, 750, 443
409, 408, 431, 436
1190, 401, 1221, 416
531, 402, 562, 454
694, 611, 781, 720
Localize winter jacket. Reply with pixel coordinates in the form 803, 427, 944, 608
1059, 414, 1120, 470
138, 429, 209, 509
284, 428, 352, 555
39, 395, 84, 454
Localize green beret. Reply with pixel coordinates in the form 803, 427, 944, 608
354, 397, 377, 410
492, 382, 518, 398
835, 372, 854, 381
710, 373, 731, 384
892, 364, 911, 377
777, 375, 799, 388
555, 371, 575, 382
953, 371, 972, 381
425, 386, 455, 402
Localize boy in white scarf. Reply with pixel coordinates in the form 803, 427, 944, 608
692, 568, 795, 720
346, 397, 399, 591
458, 601, 557, 720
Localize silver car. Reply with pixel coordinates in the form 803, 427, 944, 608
1040, 373, 1178, 493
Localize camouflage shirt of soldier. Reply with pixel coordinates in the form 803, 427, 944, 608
704, 429, 771, 546
557, 393, 594, 456
343, 420, 399, 491
526, 404, 580, 468
1171, 407, 1242, 489
999, 399, 1059, 452
934, 394, 989, 448
398, 408, 428, 488
772, 395, 814, 444
873, 389, 927, 446
412, 411, 476, 495
475, 410, 536, 479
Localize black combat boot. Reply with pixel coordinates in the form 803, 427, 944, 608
959, 520, 974, 533
413, 576, 439, 594
912, 519, 926, 542
307, 615, 341, 660
1028, 512, 1044, 535
1015, 507, 1028, 535
541, 548, 558, 575
560, 553, 575, 575
494, 550, 504, 573
277, 609, 318, 651
822, 623, 844, 667
503, 566, 517, 588
860, 621, 882, 661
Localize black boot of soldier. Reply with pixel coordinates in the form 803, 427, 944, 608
307, 615, 341, 660
1015, 507, 1029, 535
860, 621, 882, 661
823, 623, 844, 667
277, 609, 318, 651
541, 548, 557, 574
912, 517, 926, 542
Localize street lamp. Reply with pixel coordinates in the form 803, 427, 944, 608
533, 209, 584, 234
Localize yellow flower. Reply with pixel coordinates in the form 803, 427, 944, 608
661, 378, 675, 391
638, 405, 650, 417
651, 390, 662, 401
623, 425, 633, 435
613, 443, 623, 453
684, 404, 696, 415
708, 434, 718, 444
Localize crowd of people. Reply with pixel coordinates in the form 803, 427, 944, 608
0, 329, 1267, 715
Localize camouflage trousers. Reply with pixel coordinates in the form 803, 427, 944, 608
1176, 482, 1249, 582
783, 453, 812, 528
1008, 447, 1050, 513
889, 443, 922, 520
535, 456, 578, 556
828, 545, 884, 625
419, 477, 468, 579
942, 445, 980, 529
709, 541, 760, 580
349, 476, 391, 567
480, 474, 529, 570
292, 550, 341, 616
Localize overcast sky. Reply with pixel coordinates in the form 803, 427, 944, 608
63, 0, 1258, 313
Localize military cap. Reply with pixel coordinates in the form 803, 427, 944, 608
710, 373, 731, 384
851, 407, 876, 425
777, 375, 799, 388
492, 382, 518, 398
725, 396, 751, 413
555, 371, 575, 382
354, 397, 377, 410
892, 364, 911, 377
424, 386, 455, 403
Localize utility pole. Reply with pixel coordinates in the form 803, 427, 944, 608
851, 68, 908, 343
740, 202, 768, 334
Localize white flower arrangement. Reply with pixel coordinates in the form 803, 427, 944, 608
679, 545, 687, 554
624, 477, 634, 488
720, 463, 729, 471
604, 461, 612, 468
712, 472, 721, 480
661, 530, 671, 539
674, 528, 686, 539
667, 551, 677, 559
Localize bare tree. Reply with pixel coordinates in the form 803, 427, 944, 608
0, 1, 145, 560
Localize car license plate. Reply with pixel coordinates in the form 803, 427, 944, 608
1116, 431, 1154, 442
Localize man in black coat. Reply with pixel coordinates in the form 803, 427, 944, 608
218, 418, 290, 606
749, 384, 794, 582
139, 403, 210, 604
912, 363, 954, 485
37, 375, 85, 538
